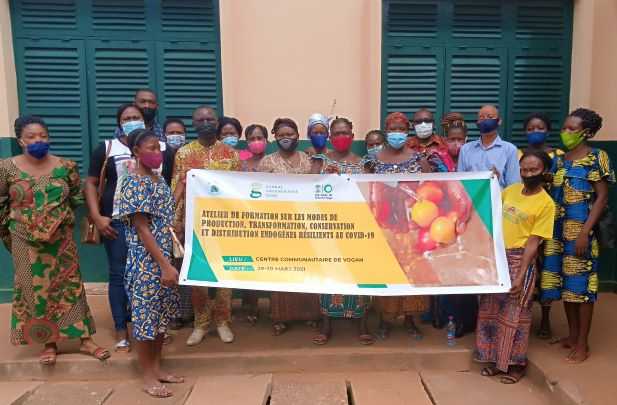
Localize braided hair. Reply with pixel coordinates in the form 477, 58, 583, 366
271, 118, 298, 134
440, 112, 467, 135
569, 108, 603, 136
330, 116, 353, 131
523, 112, 552, 132
14, 115, 48, 138
127, 129, 158, 156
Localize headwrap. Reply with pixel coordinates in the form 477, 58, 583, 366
307, 113, 330, 136
385, 112, 410, 131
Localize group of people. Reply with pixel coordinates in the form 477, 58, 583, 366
0, 87, 612, 398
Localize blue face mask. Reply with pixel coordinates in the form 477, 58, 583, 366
222, 135, 239, 148
26, 142, 50, 159
367, 145, 383, 156
527, 131, 547, 146
477, 118, 499, 134
121, 120, 145, 137
386, 132, 408, 150
309, 134, 328, 150
166, 134, 186, 149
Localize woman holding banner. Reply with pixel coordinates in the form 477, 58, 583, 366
310, 117, 373, 345
257, 118, 321, 335
475, 149, 555, 384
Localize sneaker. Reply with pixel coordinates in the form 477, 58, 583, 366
186, 328, 206, 346
217, 324, 235, 343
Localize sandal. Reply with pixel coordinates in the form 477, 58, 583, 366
566, 347, 590, 364
247, 315, 258, 326
158, 374, 185, 384
143, 384, 173, 398
80, 344, 111, 361
312, 333, 330, 345
39, 345, 57, 366
114, 339, 131, 353
481, 366, 503, 377
500, 369, 525, 384
358, 334, 376, 346
272, 322, 288, 336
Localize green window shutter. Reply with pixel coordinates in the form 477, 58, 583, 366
444, 47, 508, 138
13, 38, 89, 174
11, 0, 78, 33
382, 46, 444, 122
156, 42, 221, 139
160, 0, 218, 35
91, 0, 147, 32
385, 1, 440, 40
515, 0, 568, 40
86, 40, 156, 145
451, 0, 503, 39
507, 49, 570, 146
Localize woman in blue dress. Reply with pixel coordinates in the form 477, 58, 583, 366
116, 129, 181, 398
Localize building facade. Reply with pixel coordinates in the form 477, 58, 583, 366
0, 0, 616, 299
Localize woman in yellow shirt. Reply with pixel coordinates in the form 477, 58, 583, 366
475, 149, 555, 384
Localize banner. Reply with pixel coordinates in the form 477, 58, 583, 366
180, 170, 510, 295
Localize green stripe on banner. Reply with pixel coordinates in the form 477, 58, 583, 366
187, 232, 219, 282
222, 256, 254, 263
461, 179, 493, 236
223, 265, 255, 272
357, 284, 388, 288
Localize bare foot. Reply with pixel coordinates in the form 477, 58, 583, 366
567, 345, 590, 363
39, 343, 58, 366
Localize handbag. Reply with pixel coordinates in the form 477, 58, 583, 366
169, 227, 185, 258
81, 141, 112, 244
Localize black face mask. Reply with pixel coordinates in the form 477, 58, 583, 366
142, 107, 157, 124
522, 174, 544, 190
196, 122, 218, 142
277, 137, 298, 152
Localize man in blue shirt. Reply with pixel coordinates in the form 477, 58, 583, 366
114, 88, 165, 141
457, 105, 520, 188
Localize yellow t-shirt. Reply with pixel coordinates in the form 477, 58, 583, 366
502, 183, 555, 249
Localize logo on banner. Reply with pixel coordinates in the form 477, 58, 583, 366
208, 183, 221, 196
250, 183, 263, 199
315, 183, 334, 200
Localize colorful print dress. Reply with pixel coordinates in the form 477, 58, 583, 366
313, 154, 368, 319
541, 149, 615, 303
0, 158, 96, 345
116, 173, 179, 341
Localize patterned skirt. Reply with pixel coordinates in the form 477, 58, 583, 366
9, 227, 96, 345
474, 248, 535, 372
319, 294, 368, 319
270, 292, 320, 323
374, 296, 428, 322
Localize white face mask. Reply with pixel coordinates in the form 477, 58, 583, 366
414, 122, 433, 139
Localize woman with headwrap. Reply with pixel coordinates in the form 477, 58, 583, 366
304, 113, 330, 157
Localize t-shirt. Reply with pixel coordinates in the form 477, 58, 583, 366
502, 183, 555, 249
88, 138, 167, 217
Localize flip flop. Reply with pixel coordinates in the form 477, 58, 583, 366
80, 345, 111, 361
39, 346, 57, 366
358, 334, 376, 346
312, 333, 330, 345
158, 375, 185, 384
272, 322, 288, 336
247, 315, 258, 326
481, 366, 503, 377
500, 370, 525, 384
143, 385, 173, 398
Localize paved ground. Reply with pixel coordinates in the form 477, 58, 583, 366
0, 292, 615, 404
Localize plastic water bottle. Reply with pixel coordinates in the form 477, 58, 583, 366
447, 316, 456, 347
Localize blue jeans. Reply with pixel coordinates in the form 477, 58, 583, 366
102, 219, 129, 332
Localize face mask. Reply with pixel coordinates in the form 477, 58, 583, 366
196, 123, 218, 141
477, 118, 499, 134
386, 132, 407, 150
522, 173, 545, 190
166, 134, 185, 149
331, 135, 353, 152
367, 145, 383, 156
277, 137, 298, 152
414, 122, 433, 139
122, 120, 145, 136
26, 142, 50, 160
527, 131, 547, 146
560, 130, 586, 151
309, 134, 328, 150
142, 107, 157, 123
248, 140, 267, 155
139, 151, 163, 169
222, 135, 239, 148
447, 141, 463, 158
